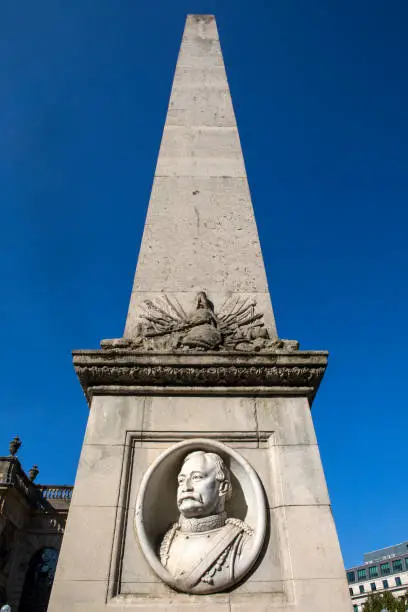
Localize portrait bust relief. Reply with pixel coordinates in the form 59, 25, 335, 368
135, 439, 266, 594
160, 450, 254, 592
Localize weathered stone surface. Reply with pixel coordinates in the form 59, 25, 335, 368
293, 578, 354, 612
256, 396, 318, 445
69, 443, 124, 508
47, 580, 107, 608
84, 395, 144, 445
273, 505, 346, 581
126, 178, 270, 294
229, 590, 291, 612
54, 505, 116, 582
237, 447, 274, 508
142, 395, 257, 433
269, 444, 330, 508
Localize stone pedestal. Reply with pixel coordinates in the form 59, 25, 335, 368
48, 352, 351, 611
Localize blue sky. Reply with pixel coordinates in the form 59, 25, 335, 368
1, 0, 407, 568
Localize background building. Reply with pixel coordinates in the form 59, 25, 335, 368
0, 437, 72, 611
346, 542, 408, 611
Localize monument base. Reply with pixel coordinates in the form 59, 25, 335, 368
49, 352, 351, 611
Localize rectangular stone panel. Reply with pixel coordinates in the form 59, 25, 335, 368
256, 397, 317, 446
293, 578, 353, 612
155, 126, 246, 177
129, 176, 270, 294
176, 48, 225, 69
55, 505, 117, 582
166, 89, 235, 128
238, 447, 274, 508
142, 395, 258, 433
85, 395, 145, 446
49, 580, 107, 610
70, 443, 125, 508
120, 506, 161, 585
171, 66, 234, 92
166, 106, 235, 128
115, 594, 231, 612
272, 505, 346, 581
269, 443, 330, 508
126, 446, 164, 512
230, 590, 291, 612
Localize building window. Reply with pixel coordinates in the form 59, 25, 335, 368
395, 577, 402, 587
19, 547, 59, 612
405, 557, 408, 570
347, 571, 356, 583
349, 587, 353, 595
359, 585, 365, 594
369, 566, 378, 578
357, 569, 367, 581
353, 606, 359, 612
380, 562, 390, 576
371, 583, 377, 591
393, 559, 403, 572
383, 579, 389, 589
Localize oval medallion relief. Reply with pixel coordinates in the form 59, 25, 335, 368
135, 438, 267, 594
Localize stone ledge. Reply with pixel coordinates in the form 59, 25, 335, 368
73, 350, 328, 405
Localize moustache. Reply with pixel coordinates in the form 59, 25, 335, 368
177, 493, 203, 504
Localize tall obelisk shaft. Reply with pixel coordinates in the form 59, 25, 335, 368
125, 14, 276, 338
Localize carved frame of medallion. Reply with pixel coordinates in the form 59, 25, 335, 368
106, 429, 296, 606
134, 438, 267, 594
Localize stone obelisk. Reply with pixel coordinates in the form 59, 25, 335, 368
49, 15, 352, 612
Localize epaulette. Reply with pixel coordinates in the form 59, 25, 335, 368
226, 517, 254, 536
159, 523, 178, 567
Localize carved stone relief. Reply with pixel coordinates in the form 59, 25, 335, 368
102, 292, 298, 353
135, 439, 267, 594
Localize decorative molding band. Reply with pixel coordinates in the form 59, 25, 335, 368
73, 349, 327, 405
88, 384, 314, 398
126, 430, 274, 447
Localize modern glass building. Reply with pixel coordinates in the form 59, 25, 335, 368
346, 541, 408, 611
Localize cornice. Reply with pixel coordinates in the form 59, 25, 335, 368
73, 349, 328, 405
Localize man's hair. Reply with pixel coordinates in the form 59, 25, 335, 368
182, 450, 232, 500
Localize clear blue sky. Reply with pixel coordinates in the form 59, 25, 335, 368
1, 0, 407, 569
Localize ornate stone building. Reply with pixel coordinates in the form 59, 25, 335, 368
0, 437, 72, 611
